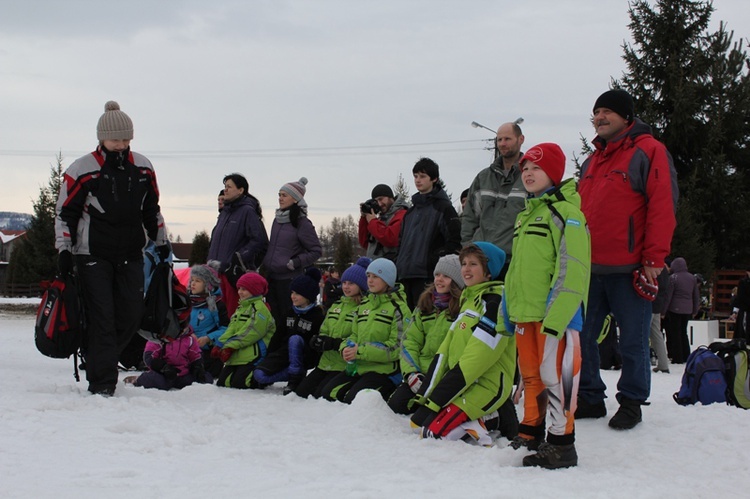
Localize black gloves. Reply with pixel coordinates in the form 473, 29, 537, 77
156, 244, 171, 261
150, 358, 178, 381
309, 335, 342, 353
190, 360, 207, 383
58, 250, 74, 276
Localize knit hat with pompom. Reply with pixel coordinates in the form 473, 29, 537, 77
97, 101, 134, 140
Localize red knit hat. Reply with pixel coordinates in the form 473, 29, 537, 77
236, 272, 268, 297
520, 142, 566, 186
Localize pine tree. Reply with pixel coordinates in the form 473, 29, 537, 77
7, 153, 63, 286
393, 173, 410, 200
334, 233, 354, 272
189, 231, 210, 266
614, 0, 750, 273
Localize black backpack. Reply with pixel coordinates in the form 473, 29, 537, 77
708, 339, 750, 409
34, 273, 85, 380
138, 261, 190, 343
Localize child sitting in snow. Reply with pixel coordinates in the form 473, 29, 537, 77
124, 301, 212, 390
214, 272, 276, 389
387, 254, 464, 415
189, 264, 229, 378
410, 242, 517, 447
253, 267, 325, 394
295, 257, 371, 399
321, 258, 411, 404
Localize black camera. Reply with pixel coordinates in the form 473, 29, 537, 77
360, 198, 381, 215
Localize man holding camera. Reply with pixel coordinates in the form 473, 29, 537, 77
357, 184, 409, 261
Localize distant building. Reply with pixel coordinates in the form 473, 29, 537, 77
0, 230, 26, 263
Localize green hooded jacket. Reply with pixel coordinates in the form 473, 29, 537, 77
341, 284, 412, 375
504, 178, 591, 337
317, 296, 359, 372
400, 308, 454, 376
217, 295, 275, 366
419, 281, 516, 420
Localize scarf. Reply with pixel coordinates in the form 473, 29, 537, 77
432, 290, 451, 311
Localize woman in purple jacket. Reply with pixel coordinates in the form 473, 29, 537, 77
208, 173, 268, 316
262, 177, 322, 326
664, 257, 700, 364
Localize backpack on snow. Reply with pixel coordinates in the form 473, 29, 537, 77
34, 273, 85, 380
708, 339, 750, 409
673, 346, 727, 406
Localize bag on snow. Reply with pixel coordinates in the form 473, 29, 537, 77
673, 346, 727, 406
708, 339, 750, 409
35, 274, 83, 359
138, 261, 190, 344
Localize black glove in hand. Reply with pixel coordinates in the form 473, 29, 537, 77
190, 361, 206, 382
310, 335, 340, 352
58, 250, 74, 276
156, 244, 171, 261
226, 252, 247, 287
161, 363, 178, 381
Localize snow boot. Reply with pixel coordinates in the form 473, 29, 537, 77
608, 398, 642, 430
522, 442, 578, 469
574, 398, 606, 419
509, 435, 544, 451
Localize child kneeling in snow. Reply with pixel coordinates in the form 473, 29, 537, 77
409, 243, 517, 447
321, 258, 411, 404
295, 257, 371, 399
189, 264, 229, 378
253, 268, 324, 394
387, 254, 464, 415
214, 272, 276, 389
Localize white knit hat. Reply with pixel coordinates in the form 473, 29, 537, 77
434, 254, 464, 289
97, 101, 134, 140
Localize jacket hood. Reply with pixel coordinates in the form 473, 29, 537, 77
389, 195, 410, 212
670, 257, 687, 273
534, 178, 581, 209
412, 183, 449, 206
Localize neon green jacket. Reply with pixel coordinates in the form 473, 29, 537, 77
217, 296, 275, 366
504, 178, 591, 337
400, 308, 454, 376
341, 284, 412, 375
316, 296, 359, 372
419, 281, 516, 420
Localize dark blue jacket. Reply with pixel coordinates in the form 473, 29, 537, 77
208, 195, 268, 271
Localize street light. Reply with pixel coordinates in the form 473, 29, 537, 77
471, 121, 496, 134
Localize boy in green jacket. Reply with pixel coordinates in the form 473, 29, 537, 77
410, 242, 516, 447
321, 258, 411, 404
214, 272, 276, 389
503, 142, 590, 469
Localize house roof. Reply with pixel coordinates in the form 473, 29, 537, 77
0, 230, 26, 244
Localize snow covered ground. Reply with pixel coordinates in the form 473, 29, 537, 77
1, 308, 747, 499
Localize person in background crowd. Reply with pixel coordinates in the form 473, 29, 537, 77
358, 183, 409, 261
396, 158, 461, 309
262, 177, 322, 327
663, 257, 700, 364
55, 100, 169, 397
649, 263, 671, 373
730, 269, 750, 341
217, 189, 225, 213
461, 121, 527, 279
207, 173, 268, 316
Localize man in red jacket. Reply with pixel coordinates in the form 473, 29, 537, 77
576, 89, 678, 430
357, 184, 408, 261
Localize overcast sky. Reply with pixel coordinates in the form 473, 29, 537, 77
1, 0, 748, 242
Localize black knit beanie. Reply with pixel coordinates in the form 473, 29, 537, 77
593, 89, 634, 123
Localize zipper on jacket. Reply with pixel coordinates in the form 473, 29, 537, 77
628, 216, 635, 253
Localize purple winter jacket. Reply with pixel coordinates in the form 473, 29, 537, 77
144, 334, 202, 377
208, 195, 269, 271
262, 215, 322, 280
664, 257, 700, 316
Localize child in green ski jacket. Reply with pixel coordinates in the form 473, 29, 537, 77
321, 258, 411, 404
388, 254, 464, 415
214, 272, 275, 389
410, 242, 516, 447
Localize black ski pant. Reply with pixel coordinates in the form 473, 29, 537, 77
76, 255, 144, 394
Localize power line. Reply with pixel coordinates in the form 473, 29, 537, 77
0, 138, 493, 159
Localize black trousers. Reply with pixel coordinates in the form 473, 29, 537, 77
76, 255, 144, 393
665, 311, 692, 363
267, 277, 293, 327
321, 371, 398, 404
294, 367, 339, 399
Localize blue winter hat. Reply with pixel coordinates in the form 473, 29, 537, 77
366, 258, 397, 288
473, 242, 507, 280
341, 257, 371, 293
291, 267, 322, 304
